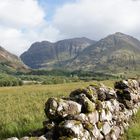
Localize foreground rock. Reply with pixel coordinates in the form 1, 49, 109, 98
7, 79, 140, 140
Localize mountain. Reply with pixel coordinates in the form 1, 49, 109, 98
68, 32, 140, 73
20, 33, 140, 74
20, 37, 95, 69
0, 46, 29, 73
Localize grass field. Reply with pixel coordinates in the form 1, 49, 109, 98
1, 81, 112, 139
121, 109, 140, 140
0, 80, 139, 139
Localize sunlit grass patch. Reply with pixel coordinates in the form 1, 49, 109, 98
122, 109, 140, 140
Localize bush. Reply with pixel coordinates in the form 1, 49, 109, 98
0, 73, 23, 87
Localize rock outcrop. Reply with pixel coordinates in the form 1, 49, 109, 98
0, 46, 29, 73
7, 79, 140, 140
20, 37, 95, 69
68, 32, 140, 72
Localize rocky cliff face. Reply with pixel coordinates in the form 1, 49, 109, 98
0, 46, 28, 73
21, 33, 140, 73
68, 32, 140, 72
20, 37, 95, 69
8, 79, 140, 140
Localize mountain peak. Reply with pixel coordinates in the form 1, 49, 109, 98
108, 32, 130, 38
112, 32, 134, 39
114, 32, 125, 35
68, 33, 140, 72
20, 37, 95, 69
20, 33, 140, 72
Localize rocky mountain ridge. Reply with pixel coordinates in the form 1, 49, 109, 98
20, 37, 95, 69
20, 32, 140, 73
0, 46, 29, 73
68, 32, 140, 72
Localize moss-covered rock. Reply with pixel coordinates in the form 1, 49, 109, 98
114, 80, 129, 89
123, 99, 133, 109
96, 121, 103, 130
43, 120, 55, 130
75, 94, 95, 113
45, 98, 81, 121
45, 98, 58, 120
69, 87, 96, 101
98, 91, 106, 101
87, 111, 99, 124
95, 100, 103, 111
83, 122, 93, 131
58, 136, 75, 140
58, 120, 84, 138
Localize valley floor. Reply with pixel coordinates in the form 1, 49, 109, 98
0, 81, 139, 139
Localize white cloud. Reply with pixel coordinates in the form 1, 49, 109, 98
0, 0, 60, 55
0, 26, 27, 54
0, 0, 44, 28
1, 0, 140, 56
52, 0, 140, 40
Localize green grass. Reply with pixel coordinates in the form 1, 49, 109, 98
121, 109, 140, 140
1, 80, 139, 140
1, 81, 113, 139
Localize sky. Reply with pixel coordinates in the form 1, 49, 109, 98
0, 0, 140, 56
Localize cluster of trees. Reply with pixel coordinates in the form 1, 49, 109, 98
0, 74, 23, 87
0, 69, 119, 87
42, 76, 79, 85
28, 69, 72, 76
19, 75, 80, 85
28, 69, 117, 81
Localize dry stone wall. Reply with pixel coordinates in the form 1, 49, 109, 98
7, 79, 140, 140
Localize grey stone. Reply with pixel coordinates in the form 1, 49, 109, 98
100, 109, 112, 121
91, 125, 101, 138
111, 126, 121, 140
20, 137, 29, 140
97, 89, 106, 101
72, 113, 88, 122
115, 80, 129, 89
58, 120, 84, 138
87, 111, 99, 124
45, 98, 81, 120
102, 122, 112, 135
38, 136, 47, 140
77, 94, 96, 113
7, 138, 19, 140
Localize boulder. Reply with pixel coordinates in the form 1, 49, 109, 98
105, 89, 116, 100
102, 122, 112, 135
45, 98, 81, 121
123, 100, 133, 109
43, 120, 55, 130
69, 88, 96, 101
100, 109, 112, 122
76, 94, 96, 113
123, 89, 132, 100
111, 126, 121, 140
97, 87, 107, 101
114, 80, 129, 89
58, 120, 84, 138
87, 111, 99, 124
20, 137, 29, 140
7, 138, 19, 140
68, 113, 88, 123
